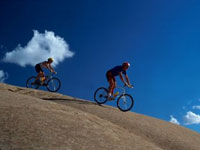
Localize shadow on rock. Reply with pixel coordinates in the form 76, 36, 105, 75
42, 97, 104, 106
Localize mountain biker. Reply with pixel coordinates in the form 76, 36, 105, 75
106, 62, 131, 100
35, 58, 56, 84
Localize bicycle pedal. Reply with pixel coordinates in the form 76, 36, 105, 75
107, 96, 115, 101
42, 83, 48, 86
113, 92, 119, 97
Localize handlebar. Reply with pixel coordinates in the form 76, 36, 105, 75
46, 72, 57, 77
116, 84, 133, 89
50, 71, 57, 75
126, 85, 134, 88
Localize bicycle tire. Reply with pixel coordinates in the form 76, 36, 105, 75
94, 87, 108, 104
26, 76, 39, 89
117, 94, 134, 112
46, 77, 61, 92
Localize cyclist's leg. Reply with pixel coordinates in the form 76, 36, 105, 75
112, 80, 117, 94
106, 71, 115, 97
107, 79, 116, 100
108, 79, 115, 94
35, 64, 45, 81
40, 71, 46, 83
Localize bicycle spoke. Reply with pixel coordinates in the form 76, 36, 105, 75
122, 96, 128, 110
94, 87, 108, 104
47, 77, 61, 92
26, 76, 39, 89
51, 80, 56, 91
117, 94, 134, 112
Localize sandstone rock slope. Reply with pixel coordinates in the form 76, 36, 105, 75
0, 83, 200, 150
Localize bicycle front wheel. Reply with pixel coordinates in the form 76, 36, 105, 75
46, 77, 61, 92
117, 94, 134, 112
26, 76, 39, 89
94, 87, 108, 104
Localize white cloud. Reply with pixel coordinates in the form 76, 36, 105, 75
192, 105, 200, 110
169, 115, 180, 125
0, 70, 8, 83
184, 111, 200, 125
2, 30, 74, 67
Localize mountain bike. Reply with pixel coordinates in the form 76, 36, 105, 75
26, 72, 61, 92
94, 85, 134, 112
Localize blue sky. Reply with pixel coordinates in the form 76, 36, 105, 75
0, 0, 200, 133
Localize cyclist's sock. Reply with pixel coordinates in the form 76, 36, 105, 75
108, 93, 112, 97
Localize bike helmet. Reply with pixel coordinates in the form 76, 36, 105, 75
48, 57, 54, 62
122, 62, 130, 67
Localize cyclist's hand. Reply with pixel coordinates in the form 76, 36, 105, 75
124, 82, 129, 87
125, 83, 133, 88
50, 70, 57, 74
129, 84, 134, 88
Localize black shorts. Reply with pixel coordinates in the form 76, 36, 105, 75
35, 64, 43, 73
106, 71, 116, 82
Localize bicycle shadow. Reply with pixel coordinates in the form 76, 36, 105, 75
42, 97, 105, 107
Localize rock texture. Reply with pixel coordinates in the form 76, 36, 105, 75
0, 83, 200, 150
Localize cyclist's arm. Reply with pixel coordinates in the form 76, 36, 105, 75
124, 74, 131, 85
119, 72, 126, 84
44, 63, 54, 72
49, 65, 55, 72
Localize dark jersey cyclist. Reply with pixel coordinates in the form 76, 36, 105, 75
35, 58, 56, 83
106, 62, 131, 100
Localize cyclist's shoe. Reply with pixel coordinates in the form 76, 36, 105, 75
40, 81, 47, 86
42, 83, 48, 86
107, 96, 115, 101
35, 80, 40, 85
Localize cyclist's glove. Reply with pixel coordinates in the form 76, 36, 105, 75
124, 82, 129, 87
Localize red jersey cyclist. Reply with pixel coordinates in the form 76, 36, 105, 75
35, 58, 56, 84
106, 62, 132, 100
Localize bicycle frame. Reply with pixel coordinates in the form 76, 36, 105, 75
44, 73, 55, 83
94, 85, 134, 111
26, 72, 60, 92
114, 86, 133, 97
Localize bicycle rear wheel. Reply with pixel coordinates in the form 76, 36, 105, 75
26, 76, 39, 89
94, 87, 108, 104
46, 77, 61, 92
117, 94, 134, 112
